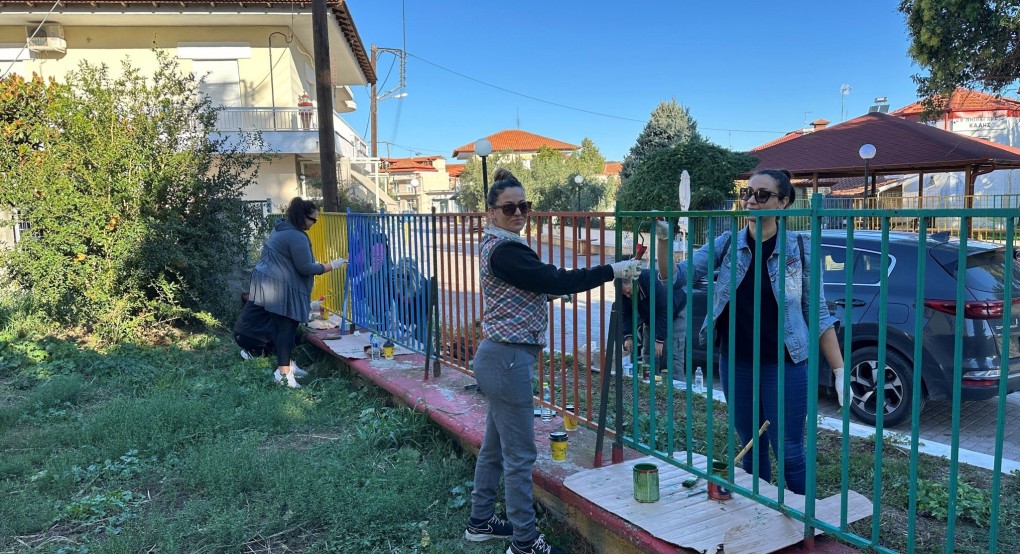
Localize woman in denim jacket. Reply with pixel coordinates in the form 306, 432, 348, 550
655, 169, 844, 495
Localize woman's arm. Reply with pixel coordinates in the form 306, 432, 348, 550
287, 232, 327, 276
490, 242, 613, 295
819, 326, 843, 370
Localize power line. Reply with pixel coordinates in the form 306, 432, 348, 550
405, 51, 788, 136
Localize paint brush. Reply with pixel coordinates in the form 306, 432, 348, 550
732, 420, 770, 468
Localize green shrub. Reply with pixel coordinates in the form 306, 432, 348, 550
0, 53, 266, 343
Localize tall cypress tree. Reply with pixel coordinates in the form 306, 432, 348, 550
620, 98, 702, 182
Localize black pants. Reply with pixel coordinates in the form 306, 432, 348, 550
233, 310, 301, 367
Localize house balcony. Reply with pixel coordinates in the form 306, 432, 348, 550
214, 107, 368, 158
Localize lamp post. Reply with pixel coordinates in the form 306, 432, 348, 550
409, 176, 420, 212
475, 138, 493, 204
574, 174, 584, 241
859, 143, 877, 198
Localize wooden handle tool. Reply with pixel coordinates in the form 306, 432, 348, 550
732, 420, 770, 467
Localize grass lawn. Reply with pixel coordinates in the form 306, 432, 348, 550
0, 326, 591, 554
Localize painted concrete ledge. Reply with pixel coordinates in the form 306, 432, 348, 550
304, 331, 859, 554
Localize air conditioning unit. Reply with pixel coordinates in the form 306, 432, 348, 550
26, 24, 65, 53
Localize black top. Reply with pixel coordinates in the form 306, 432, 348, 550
717, 232, 792, 363
489, 241, 614, 295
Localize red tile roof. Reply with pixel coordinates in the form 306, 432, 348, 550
447, 164, 466, 178
603, 162, 622, 176
890, 88, 1020, 117
451, 130, 579, 158
740, 111, 1020, 179
382, 157, 440, 173
751, 131, 808, 152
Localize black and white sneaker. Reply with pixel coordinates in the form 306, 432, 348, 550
507, 534, 563, 554
463, 514, 512, 542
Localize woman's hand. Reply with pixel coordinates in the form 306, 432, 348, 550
623, 338, 633, 352
325, 257, 347, 272
610, 260, 641, 280
654, 219, 672, 241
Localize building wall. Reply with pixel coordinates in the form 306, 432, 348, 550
0, 25, 318, 108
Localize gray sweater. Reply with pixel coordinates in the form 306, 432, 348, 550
248, 220, 326, 322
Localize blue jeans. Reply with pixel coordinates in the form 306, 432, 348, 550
719, 356, 808, 495
470, 339, 540, 544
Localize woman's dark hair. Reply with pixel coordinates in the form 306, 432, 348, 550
486, 168, 524, 206
286, 197, 319, 228
752, 168, 796, 206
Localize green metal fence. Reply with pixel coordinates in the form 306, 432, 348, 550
607, 194, 1018, 553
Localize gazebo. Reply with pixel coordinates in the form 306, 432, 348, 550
739, 112, 1020, 209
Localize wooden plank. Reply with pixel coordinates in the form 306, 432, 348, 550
564, 453, 872, 553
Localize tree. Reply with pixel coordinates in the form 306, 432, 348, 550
620, 98, 702, 182
900, 0, 1020, 117
455, 151, 528, 211
0, 54, 265, 342
617, 140, 758, 227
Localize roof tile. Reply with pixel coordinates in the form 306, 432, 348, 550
452, 129, 579, 157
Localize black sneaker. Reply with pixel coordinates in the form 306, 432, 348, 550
463, 514, 512, 542
506, 534, 563, 554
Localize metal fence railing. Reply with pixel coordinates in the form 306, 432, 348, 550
301, 201, 1018, 553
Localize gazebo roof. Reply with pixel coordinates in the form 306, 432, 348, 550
740, 112, 1020, 179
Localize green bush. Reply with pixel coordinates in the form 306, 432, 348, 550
0, 53, 265, 343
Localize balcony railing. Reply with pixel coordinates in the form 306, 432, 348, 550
214, 107, 368, 158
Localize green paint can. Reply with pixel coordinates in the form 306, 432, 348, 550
632, 463, 660, 503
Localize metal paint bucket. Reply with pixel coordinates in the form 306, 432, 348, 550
633, 463, 660, 503
708, 460, 732, 501
549, 431, 568, 462
564, 404, 578, 432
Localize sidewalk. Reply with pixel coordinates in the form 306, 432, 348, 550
304, 330, 860, 553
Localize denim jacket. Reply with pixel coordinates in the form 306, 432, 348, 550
671, 227, 837, 364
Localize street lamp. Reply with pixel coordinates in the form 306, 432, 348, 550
574, 174, 583, 212
409, 177, 420, 212
475, 138, 493, 203
859, 143, 877, 198
575, 174, 583, 239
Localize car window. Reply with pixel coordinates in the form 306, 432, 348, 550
954, 249, 1020, 295
853, 251, 887, 285
821, 245, 850, 285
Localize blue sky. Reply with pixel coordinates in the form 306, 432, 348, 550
342, 1, 923, 164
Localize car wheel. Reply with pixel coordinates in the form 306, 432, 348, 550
848, 346, 917, 427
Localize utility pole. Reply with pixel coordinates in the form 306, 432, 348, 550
312, 0, 338, 211
370, 45, 378, 158
369, 45, 407, 159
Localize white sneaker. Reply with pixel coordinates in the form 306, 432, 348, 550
273, 369, 302, 389
240, 349, 254, 360
289, 362, 309, 378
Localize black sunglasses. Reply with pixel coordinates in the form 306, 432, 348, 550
491, 201, 533, 216
306, 215, 318, 224
740, 187, 786, 203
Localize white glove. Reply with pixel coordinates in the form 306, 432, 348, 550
327, 257, 347, 271
610, 260, 641, 280
654, 218, 672, 241
834, 367, 845, 407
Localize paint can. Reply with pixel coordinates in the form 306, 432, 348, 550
564, 404, 578, 432
708, 460, 732, 501
549, 431, 568, 462
633, 463, 660, 503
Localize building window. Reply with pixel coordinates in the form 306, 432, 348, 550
191, 59, 241, 107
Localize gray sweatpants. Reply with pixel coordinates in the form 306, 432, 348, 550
638, 314, 687, 374
469, 339, 541, 544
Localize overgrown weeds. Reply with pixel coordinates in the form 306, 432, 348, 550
0, 318, 590, 553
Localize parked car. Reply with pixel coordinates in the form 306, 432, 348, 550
682, 230, 1020, 426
